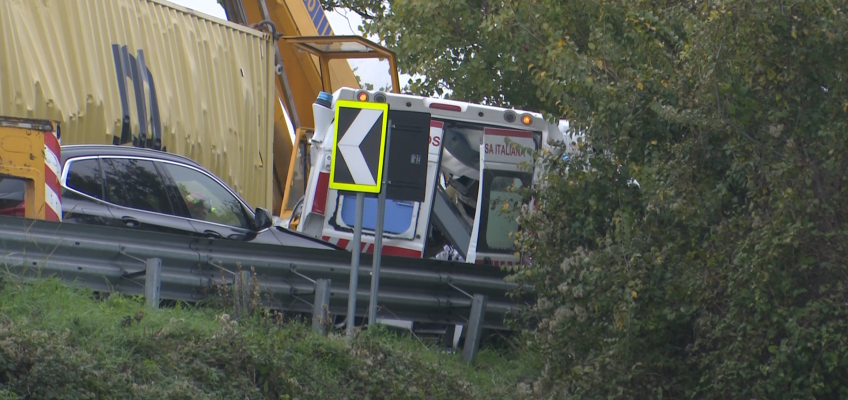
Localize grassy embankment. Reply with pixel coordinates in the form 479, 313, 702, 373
0, 275, 537, 399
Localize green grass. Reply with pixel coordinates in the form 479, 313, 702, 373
0, 275, 538, 399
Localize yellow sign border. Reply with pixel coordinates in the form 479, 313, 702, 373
329, 99, 389, 193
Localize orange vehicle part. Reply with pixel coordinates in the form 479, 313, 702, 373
0, 117, 62, 221
282, 35, 401, 96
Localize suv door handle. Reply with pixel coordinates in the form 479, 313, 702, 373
203, 230, 223, 239
121, 216, 140, 228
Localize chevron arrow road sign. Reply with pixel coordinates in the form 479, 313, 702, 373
329, 100, 389, 193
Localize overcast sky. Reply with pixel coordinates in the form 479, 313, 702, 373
168, 0, 399, 89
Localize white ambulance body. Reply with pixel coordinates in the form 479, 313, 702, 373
294, 88, 567, 266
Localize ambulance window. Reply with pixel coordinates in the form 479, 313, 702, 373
482, 175, 525, 251
339, 196, 415, 235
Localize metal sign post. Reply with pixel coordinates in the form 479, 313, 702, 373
368, 121, 391, 326
328, 100, 389, 343
346, 191, 364, 342
367, 110, 430, 326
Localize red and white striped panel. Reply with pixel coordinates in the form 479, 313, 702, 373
43, 128, 61, 221
322, 236, 422, 258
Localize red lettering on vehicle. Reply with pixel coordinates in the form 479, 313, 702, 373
430, 136, 441, 147
485, 142, 527, 156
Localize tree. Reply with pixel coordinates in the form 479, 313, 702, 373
321, 0, 547, 108
327, 0, 848, 398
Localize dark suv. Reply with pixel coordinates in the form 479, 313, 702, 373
0, 145, 341, 251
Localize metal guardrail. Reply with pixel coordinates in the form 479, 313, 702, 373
0, 216, 528, 329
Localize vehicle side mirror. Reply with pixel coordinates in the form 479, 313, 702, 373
254, 207, 273, 231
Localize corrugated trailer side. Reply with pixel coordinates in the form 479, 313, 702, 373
0, 0, 276, 210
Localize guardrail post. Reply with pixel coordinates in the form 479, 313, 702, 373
144, 258, 162, 309
461, 294, 488, 363
312, 279, 331, 335
238, 270, 251, 315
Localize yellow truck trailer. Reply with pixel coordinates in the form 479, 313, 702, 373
1, 0, 277, 212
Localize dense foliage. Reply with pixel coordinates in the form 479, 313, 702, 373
0, 278, 535, 399
322, 0, 848, 398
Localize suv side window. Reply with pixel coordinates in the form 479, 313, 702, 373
102, 158, 174, 215
66, 158, 104, 199
159, 162, 250, 229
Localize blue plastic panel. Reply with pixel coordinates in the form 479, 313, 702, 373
340, 196, 414, 234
